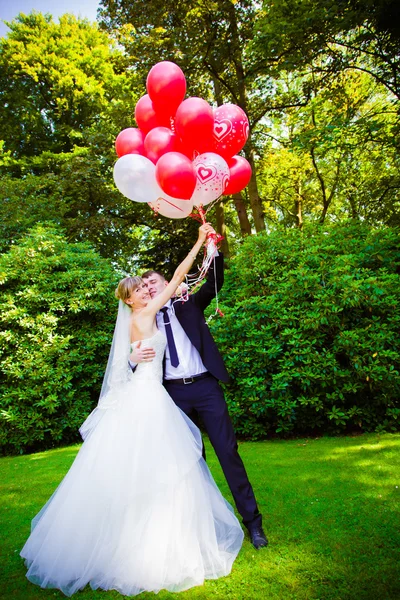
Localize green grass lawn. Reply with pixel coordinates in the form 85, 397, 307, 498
1, 433, 399, 600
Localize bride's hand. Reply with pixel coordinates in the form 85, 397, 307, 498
198, 223, 215, 244
130, 341, 156, 363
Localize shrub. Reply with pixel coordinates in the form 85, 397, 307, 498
0, 224, 119, 454
209, 222, 400, 438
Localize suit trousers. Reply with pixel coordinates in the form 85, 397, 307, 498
164, 375, 262, 530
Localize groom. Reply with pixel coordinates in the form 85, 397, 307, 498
131, 248, 268, 550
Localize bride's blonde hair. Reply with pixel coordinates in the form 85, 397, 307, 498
115, 276, 143, 303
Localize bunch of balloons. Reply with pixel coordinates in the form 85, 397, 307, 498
113, 61, 252, 219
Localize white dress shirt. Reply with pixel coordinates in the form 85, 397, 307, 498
157, 301, 207, 380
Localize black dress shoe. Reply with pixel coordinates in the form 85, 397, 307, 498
249, 526, 268, 549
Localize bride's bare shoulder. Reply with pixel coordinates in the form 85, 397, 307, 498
130, 310, 155, 342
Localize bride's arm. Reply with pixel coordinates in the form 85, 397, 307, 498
142, 223, 213, 317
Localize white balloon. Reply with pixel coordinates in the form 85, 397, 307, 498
191, 152, 230, 207
113, 155, 160, 203
148, 196, 194, 219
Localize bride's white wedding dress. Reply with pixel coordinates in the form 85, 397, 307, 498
20, 330, 244, 597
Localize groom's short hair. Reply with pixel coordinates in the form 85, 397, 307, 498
141, 270, 165, 281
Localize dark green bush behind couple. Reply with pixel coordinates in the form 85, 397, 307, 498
214, 222, 400, 437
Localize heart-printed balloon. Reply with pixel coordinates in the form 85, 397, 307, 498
213, 119, 232, 141
212, 104, 249, 160
197, 164, 217, 184
191, 152, 229, 207
148, 196, 193, 219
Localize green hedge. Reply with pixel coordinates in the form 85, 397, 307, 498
209, 223, 400, 437
0, 224, 118, 454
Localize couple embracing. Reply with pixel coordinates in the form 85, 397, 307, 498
21, 223, 267, 597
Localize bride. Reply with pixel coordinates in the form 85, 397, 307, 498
20, 223, 244, 597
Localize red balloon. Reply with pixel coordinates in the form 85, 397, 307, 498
155, 152, 196, 199
224, 156, 252, 195
144, 127, 181, 164
135, 95, 160, 134
115, 128, 144, 157
174, 137, 194, 160
175, 97, 214, 153
213, 104, 249, 160
146, 61, 186, 118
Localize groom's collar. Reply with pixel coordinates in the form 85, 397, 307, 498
160, 299, 172, 311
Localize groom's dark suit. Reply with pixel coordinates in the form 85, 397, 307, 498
163, 254, 262, 530
171, 255, 229, 382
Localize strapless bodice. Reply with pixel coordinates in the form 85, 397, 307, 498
131, 330, 166, 382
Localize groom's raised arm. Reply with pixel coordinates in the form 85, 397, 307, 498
192, 253, 224, 312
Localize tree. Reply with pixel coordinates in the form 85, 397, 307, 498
0, 12, 137, 157
99, 0, 282, 233
253, 0, 400, 101
0, 13, 204, 273
257, 68, 400, 226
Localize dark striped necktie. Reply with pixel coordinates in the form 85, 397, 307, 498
160, 307, 179, 367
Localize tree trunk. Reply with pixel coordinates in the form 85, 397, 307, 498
245, 142, 266, 232
310, 146, 330, 225
294, 198, 303, 230
295, 182, 303, 230
212, 74, 251, 239
215, 201, 230, 257
232, 193, 252, 236
348, 193, 359, 219
225, 2, 266, 233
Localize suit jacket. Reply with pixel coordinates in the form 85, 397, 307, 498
172, 254, 230, 383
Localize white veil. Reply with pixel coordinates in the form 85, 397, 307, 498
80, 300, 133, 440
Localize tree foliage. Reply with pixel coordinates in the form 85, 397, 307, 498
0, 12, 128, 157
253, 0, 400, 100
0, 13, 203, 272
258, 70, 400, 227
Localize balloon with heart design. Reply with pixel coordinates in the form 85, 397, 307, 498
191, 152, 230, 207
243, 119, 249, 141
213, 104, 249, 160
148, 196, 193, 219
214, 119, 232, 142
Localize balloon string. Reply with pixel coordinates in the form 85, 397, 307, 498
206, 259, 224, 323
172, 227, 224, 320
154, 201, 225, 318
172, 254, 223, 322
188, 205, 207, 224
